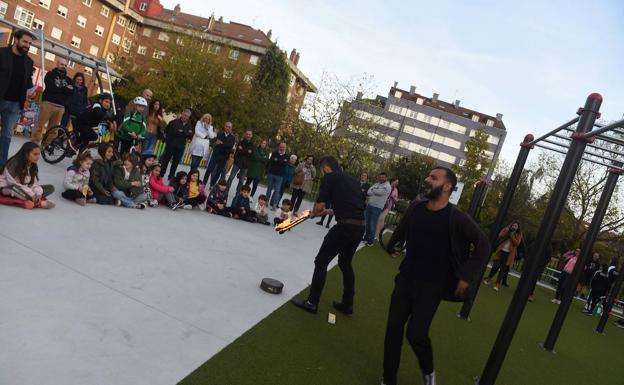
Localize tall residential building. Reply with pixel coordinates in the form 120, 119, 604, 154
0, 0, 316, 109
345, 84, 506, 170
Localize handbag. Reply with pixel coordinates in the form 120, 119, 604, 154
292, 170, 305, 186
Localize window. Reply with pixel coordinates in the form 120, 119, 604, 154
32, 18, 45, 30
57, 5, 68, 18
45, 52, 56, 61
416, 98, 424, 105
228, 49, 239, 60
139, 2, 147, 11
67, 60, 75, 69
122, 37, 132, 52
71, 36, 81, 48
142, 28, 151, 37
447, 122, 467, 135
14, 6, 35, 28
437, 136, 462, 149
28, 46, 38, 55
117, 16, 126, 27
394, 91, 403, 98
137, 45, 147, 55
95, 25, 104, 37
111, 34, 120, 45
84, 67, 93, 76
158, 31, 169, 42
0, 1, 7, 17
488, 135, 499, 145
51, 27, 63, 40
89, 45, 99, 56
82, 0, 92, 7
486, 119, 494, 127
471, 114, 480, 122
100, 5, 109, 17
223, 69, 233, 79
77, 15, 87, 28
249, 55, 259, 65
208, 44, 221, 54
128, 20, 137, 34
39, 0, 51, 10
152, 50, 165, 60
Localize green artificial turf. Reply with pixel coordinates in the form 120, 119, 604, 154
179, 245, 624, 385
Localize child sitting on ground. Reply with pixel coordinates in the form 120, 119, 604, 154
184, 169, 207, 210
148, 163, 177, 209
274, 198, 292, 225
112, 153, 147, 209
255, 194, 270, 225
170, 171, 189, 210
62, 151, 95, 206
0, 141, 55, 209
229, 185, 256, 222
206, 179, 231, 216
140, 151, 158, 207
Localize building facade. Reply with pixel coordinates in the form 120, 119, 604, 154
0, 0, 315, 110
346, 84, 506, 171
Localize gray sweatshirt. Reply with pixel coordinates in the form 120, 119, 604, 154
367, 181, 391, 209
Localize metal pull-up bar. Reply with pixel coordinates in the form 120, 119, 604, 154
583, 117, 624, 139
526, 117, 579, 146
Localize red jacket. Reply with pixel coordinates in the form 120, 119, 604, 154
149, 174, 172, 201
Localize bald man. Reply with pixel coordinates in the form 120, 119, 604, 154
32, 57, 74, 145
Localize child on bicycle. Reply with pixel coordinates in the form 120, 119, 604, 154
62, 151, 95, 206
73, 93, 114, 153
118, 96, 148, 155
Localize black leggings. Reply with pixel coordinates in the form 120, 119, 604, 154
62, 189, 86, 200
291, 188, 306, 212
184, 195, 205, 207
488, 252, 510, 283
245, 177, 260, 196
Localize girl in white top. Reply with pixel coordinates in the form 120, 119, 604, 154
189, 113, 216, 170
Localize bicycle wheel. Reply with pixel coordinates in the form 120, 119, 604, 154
42, 126, 68, 164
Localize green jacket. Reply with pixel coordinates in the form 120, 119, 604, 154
89, 158, 115, 195
118, 110, 147, 141
113, 163, 143, 198
247, 147, 270, 180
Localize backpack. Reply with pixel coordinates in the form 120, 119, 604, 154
292, 169, 305, 186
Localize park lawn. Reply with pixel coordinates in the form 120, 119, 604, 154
179, 245, 623, 385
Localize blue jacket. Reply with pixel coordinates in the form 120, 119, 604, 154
230, 193, 250, 211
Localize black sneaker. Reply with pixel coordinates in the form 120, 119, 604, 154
316, 221, 323, 226
291, 298, 318, 314
332, 300, 353, 315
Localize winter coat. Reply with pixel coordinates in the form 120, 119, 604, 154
118, 110, 147, 141
89, 158, 115, 195
42, 68, 73, 106
149, 174, 172, 201
207, 187, 228, 207
291, 163, 316, 193
233, 139, 254, 169
164, 118, 194, 148
247, 147, 269, 180
384, 186, 399, 210
230, 193, 251, 211
212, 132, 236, 161
367, 181, 392, 209
0, 159, 42, 199
267, 151, 289, 176
282, 163, 297, 188
63, 165, 90, 191
189, 121, 216, 159
112, 163, 143, 198
66, 85, 89, 116
493, 227, 523, 267
0, 46, 34, 108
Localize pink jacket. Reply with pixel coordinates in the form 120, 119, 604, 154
563, 256, 578, 274
149, 174, 172, 201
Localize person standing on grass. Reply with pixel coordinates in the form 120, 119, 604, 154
579, 252, 601, 299
484, 221, 523, 291
553, 249, 578, 304
0, 29, 35, 168
290, 155, 316, 216
159, 109, 193, 180
291, 156, 365, 315
381, 167, 489, 385
376, 177, 399, 242
363, 172, 391, 246
583, 264, 610, 315
359, 172, 371, 200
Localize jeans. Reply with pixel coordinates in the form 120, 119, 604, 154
291, 188, 306, 213
190, 155, 203, 171
265, 174, 283, 207
112, 190, 147, 208
210, 158, 228, 186
159, 144, 184, 179
0, 100, 21, 168
383, 276, 443, 384
142, 132, 158, 154
308, 223, 365, 305
226, 164, 248, 195
94, 192, 114, 205
364, 205, 383, 243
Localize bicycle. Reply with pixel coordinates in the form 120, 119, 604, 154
42, 121, 112, 164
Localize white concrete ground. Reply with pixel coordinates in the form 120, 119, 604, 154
0, 136, 331, 385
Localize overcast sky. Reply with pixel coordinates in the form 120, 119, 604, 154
162, 0, 624, 164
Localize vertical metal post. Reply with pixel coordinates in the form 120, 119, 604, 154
103, 60, 116, 112
467, 179, 487, 220
38, 28, 45, 92
543, 162, 622, 351
596, 265, 624, 334
459, 134, 534, 320
476, 94, 602, 385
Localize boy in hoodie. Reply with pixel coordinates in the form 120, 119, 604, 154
206, 179, 231, 216
583, 264, 611, 315
229, 185, 256, 222
118, 96, 148, 155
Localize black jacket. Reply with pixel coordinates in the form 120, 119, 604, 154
234, 139, 254, 168
268, 151, 289, 176
0, 46, 34, 108
66, 85, 89, 116
213, 132, 236, 161
42, 69, 73, 106
164, 118, 194, 148
387, 201, 490, 302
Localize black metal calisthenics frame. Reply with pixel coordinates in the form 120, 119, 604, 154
455, 94, 624, 385
0, 18, 120, 112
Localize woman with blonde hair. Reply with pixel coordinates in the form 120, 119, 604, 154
189, 113, 216, 170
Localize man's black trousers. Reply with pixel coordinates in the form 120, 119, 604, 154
160, 144, 184, 179
308, 223, 364, 306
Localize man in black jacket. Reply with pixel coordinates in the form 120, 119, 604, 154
32, 57, 74, 146
203, 121, 235, 186
160, 109, 193, 179
226, 129, 254, 194
382, 167, 489, 385
266, 142, 289, 209
0, 29, 35, 167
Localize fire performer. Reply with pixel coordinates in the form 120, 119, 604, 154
291, 156, 366, 315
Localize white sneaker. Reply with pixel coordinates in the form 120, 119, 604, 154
183, 204, 193, 210
198, 202, 206, 211
423, 371, 437, 385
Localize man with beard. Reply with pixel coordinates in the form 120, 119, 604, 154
32, 57, 74, 146
381, 167, 489, 385
0, 29, 35, 167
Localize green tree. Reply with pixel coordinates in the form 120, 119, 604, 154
387, 153, 436, 199
454, 128, 492, 208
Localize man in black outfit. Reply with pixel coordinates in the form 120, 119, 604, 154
382, 167, 489, 385
291, 156, 366, 315
203, 121, 236, 186
0, 29, 34, 167
160, 109, 193, 179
